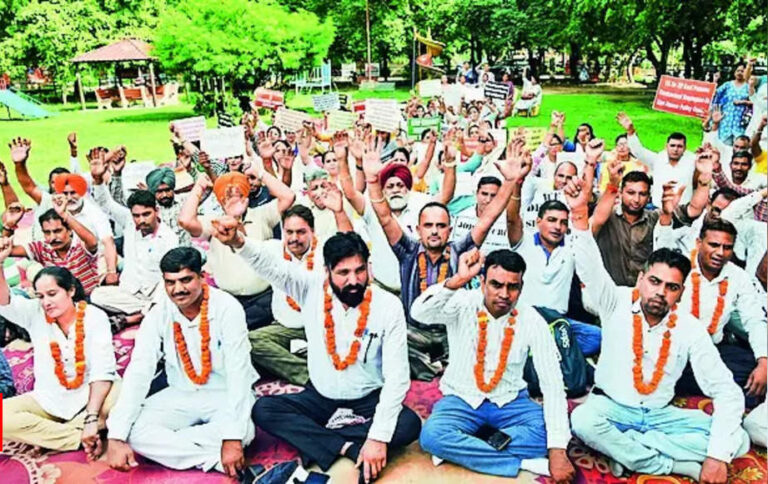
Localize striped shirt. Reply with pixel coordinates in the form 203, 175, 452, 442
25, 240, 99, 294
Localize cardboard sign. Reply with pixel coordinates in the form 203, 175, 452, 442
443, 84, 463, 109
462, 86, 485, 102
327, 110, 358, 131
352, 101, 366, 114
273, 107, 312, 132
418, 79, 442, 98
312, 92, 340, 112
364, 99, 400, 132
338, 93, 349, 108
171, 116, 206, 142
201, 126, 245, 160
253, 88, 285, 109
652, 75, 716, 119
407, 117, 442, 139
484, 81, 509, 100
509, 126, 548, 151
122, 162, 157, 198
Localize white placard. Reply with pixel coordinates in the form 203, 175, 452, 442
327, 110, 358, 131
273, 107, 312, 132
121, 162, 157, 198
442, 84, 463, 109
312, 92, 340, 112
201, 126, 245, 160
364, 99, 400, 132
462, 86, 485, 102
419, 79, 442, 98
171, 116, 206, 142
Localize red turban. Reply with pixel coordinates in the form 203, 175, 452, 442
213, 172, 250, 204
380, 163, 413, 190
53, 174, 88, 196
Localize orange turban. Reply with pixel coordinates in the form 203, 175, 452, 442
53, 174, 88, 196
213, 172, 250, 204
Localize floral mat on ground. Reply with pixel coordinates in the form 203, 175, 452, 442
1, 327, 765, 484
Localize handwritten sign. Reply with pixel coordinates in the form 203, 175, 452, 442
201, 126, 245, 160
253, 88, 285, 110
171, 116, 206, 142
273, 107, 312, 132
327, 110, 358, 131
484, 81, 509, 100
419, 79, 442, 98
508, 126, 548, 151
364, 99, 400, 132
653, 75, 716, 119
407, 117, 442, 139
312, 92, 340, 112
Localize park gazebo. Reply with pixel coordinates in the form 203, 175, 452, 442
71, 38, 159, 110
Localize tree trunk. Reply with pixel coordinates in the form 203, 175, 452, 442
646, 38, 671, 81
569, 42, 581, 82
682, 34, 693, 79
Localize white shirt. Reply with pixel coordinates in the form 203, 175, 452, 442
571, 227, 746, 463
627, 133, 695, 207
0, 298, 116, 420
265, 238, 324, 329
236, 239, 410, 443
514, 232, 574, 314
703, 131, 766, 190
34, 192, 114, 242
450, 206, 508, 255
521, 177, 567, 232
93, 184, 178, 295
411, 283, 571, 449
107, 287, 257, 441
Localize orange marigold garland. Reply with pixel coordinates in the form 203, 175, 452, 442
49, 301, 87, 390
418, 247, 451, 293
173, 283, 212, 385
474, 309, 518, 393
689, 249, 728, 335
323, 282, 372, 370
631, 288, 677, 395
284, 237, 318, 311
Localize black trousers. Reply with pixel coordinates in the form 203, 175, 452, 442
253, 383, 421, 471
676, 342, 763, 409
234, 289, 274, 330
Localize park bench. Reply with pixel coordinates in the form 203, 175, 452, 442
152, 82, 179, 106
118, 85, 151, 108
293, 62, 332, 94
94, 87, 120, 109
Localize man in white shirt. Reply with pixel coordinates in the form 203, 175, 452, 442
90, 162, 179, 323
565, 170, 750, 482
450, 176, 509, 254
106, 248, 257, 477
617, 112, 696, 207
411, 248, 574, 480
215, 226, 420, 483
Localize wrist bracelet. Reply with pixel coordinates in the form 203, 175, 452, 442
606, 184, 619, 194
510, 194, 521, 201
356, 165, 363, 170
370, 196, 386, 204
366, 176, 379, 184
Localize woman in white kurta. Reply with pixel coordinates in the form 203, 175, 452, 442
0, 251, 118, 459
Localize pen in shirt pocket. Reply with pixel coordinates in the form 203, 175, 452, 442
363, 332, 379, 363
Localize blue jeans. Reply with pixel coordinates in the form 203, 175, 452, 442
420, 392, 547, 477
569, 319, 601, 357
571, 393, 750, 475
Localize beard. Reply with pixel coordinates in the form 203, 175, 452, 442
157, 195, 174, 208
387, 193, 408, 211
330, 280, 367, 307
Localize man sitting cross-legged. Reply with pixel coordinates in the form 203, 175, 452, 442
106, 247, 257, 477
412, 248, 574, 481
565, 166, 750, 482
213, 222, 420, 483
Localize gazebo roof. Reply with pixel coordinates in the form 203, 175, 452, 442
72, 39, 155, 64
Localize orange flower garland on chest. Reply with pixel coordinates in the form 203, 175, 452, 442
474, 309, 518, 393
49, 301, 87, 390
323, 282, 372, 371
418, 247, 451, 293
284, 237, 317, 311
173, 283, 212, 385
689, 248, 728, 335
631, 288, 677, 395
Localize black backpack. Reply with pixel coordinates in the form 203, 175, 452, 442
523, 306, 592, 398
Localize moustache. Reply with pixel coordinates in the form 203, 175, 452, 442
172, 292, 190, 298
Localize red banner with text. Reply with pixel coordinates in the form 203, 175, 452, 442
652, 75, 716, 119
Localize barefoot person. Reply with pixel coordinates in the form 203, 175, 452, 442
213, 221, 420, 483
412, 248, 575, 481
0, 245, 118, 460
106, 247, 257, 477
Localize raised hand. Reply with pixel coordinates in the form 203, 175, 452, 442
52, 195, 69, 216
198, 151, 212, 173
2, 202, 25, 230
210, 216, 244, 248
0, 162, 7, 186
107, 145, 127, 174
711, 105, 724, 124
563, 173, 590, 210
349, 134, 365, 160
0, 237, 13, 263
660, 181, 685, 216
67, 132, 77, 156
362, 150, 384, 178
192, 173, 213, 198
457, 248, 484, 282
277, 153, 294, 172
584, 138, 605, 163
496, 138, 531, 182
695, 148, 715, 176
9, 137, 31, 164
89, 151, 109, 184
322, 181, 344, 213
606, 158, 624, 188
258, 138, 276, 161
616, 112, 635, 134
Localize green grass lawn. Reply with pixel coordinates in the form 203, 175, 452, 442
0, 86, 702, 204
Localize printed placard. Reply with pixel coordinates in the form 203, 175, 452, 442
328, 110, 358, 131
253, 88, 285, 110
171, 116, 206, 142
312, 92, 341, 112
338, 93, 349, 108
352, 101, 366, 114
407, 117, 442, 139
418, 79, 442, 98
364, 99, 400, 132
484, 81, 509, 100
201, 126, 245, 160
509, 126, 548, 151
652, 75, 716, 119
273, 107, 312, 132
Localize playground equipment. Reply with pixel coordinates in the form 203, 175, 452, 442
0, 85, 53, 119
414, 31, 446, 76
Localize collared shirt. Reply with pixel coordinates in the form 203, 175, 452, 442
34, 193, 114, 243
571, 227, 746, 463
521, 177, 567, 232
514, 231, 573, 314
0, 298, 116, 420
107, 286, 257, 441
626, 133, 695, 207
236, 239, 410, 443
411, 283, 571, 449
450, 205, 508, 254
158, 198, 192, 247
93, 185, 179, 296
200, 200, 280, 296
392, 231, 476, 329
596, 209, 659, 287
25, 239, 99, 295
712, 168, 768, 222
264, 239, 325, 329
